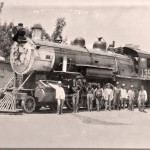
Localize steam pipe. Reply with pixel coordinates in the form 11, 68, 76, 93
62, 55, 67, 72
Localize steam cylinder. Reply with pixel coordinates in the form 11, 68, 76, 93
10, 39, 55, 75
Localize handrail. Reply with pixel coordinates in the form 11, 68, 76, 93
17, 71, 34, 91
3, 76, 15, 91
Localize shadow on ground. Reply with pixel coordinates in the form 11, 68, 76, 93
72, 113, 130, 125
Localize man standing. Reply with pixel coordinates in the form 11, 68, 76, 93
128, 85, 135, 111
86, 83, 94, 112
71, 78, 80, 113
94, 83, 104, 112
103, 83, 113, 111
120, 83, 128, 110
49, 81, 65, 115
138, 86, 147, 112
113, 82, 121, 110
81, 78, 88, 107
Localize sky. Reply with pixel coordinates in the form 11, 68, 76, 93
1, 0, 150, 50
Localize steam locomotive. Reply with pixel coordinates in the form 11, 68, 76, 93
0, 23, 150, 113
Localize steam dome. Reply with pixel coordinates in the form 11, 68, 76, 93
93, 41, 107, 50
74, 37, 85, 47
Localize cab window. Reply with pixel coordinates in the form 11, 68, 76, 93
147, 59, 150, 68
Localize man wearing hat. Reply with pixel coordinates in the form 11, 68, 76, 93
94, 83, 104, 111
138, 86, 147, 112
113, 82, 121, 110
120, 83, 128, 110
128, 85, 135, 111
49, 81, 65, 115
86, 83, 94, 112
103, 83, 113, 111
71, 78, 81, 113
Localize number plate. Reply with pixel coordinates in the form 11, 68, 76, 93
141, 68, 150, 78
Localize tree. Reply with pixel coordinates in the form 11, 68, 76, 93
0, 22, 14, 59
51, 18, 66, 43
0, 2, 4, 13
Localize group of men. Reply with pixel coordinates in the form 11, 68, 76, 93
49, 79, 148, 115
87, 82, 147, 113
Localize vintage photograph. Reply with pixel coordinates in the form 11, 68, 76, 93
0, 0, 150, 148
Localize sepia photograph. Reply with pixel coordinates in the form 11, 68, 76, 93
0, 0, 150, 148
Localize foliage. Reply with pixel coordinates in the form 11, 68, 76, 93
51, 17, 66, 42
0, 22, 14, 59
0, 2, 4, 13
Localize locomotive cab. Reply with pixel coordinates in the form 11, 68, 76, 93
121, 46, 150, 106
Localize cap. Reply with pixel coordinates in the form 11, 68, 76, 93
107, 83, 110, 86
131, 85, 134, 88
18, 23, 23, 27
122, 83, 125, 87
58, 81, 62, 84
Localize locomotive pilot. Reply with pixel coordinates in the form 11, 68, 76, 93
120, 83, 128, 110
103, 83, 113, 111
49, 81, 65, 115
138, 86, 147, 112
113, 82, 121, 110
94, 83, 104, 112
128, 85, 135, 111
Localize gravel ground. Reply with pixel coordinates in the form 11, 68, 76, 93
0, 108, 150, 148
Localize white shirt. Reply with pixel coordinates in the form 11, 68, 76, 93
120, 88, 128, 99
103, 88, 113, 101
138, 90, 147, 102
49, 83, 65, 100
128, 89, 135, 100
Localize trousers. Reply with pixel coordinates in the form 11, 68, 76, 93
138, 100, 145, 111
87, 94, 93, 111
72, 92, 79, 113
113, 94, 120, 110
128, 98, 134, 111
105, 99, 112, 111
57, 99, 64, 114
96, 96, 103, 111
121, 98, 127, 109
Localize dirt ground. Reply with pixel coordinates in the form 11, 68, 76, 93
0, 108, 150, 148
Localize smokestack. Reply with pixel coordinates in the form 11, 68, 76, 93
62, 55, 67, 72
112, 41, 115, 47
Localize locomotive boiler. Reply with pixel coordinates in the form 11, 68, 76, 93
0, 23, 150, 113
